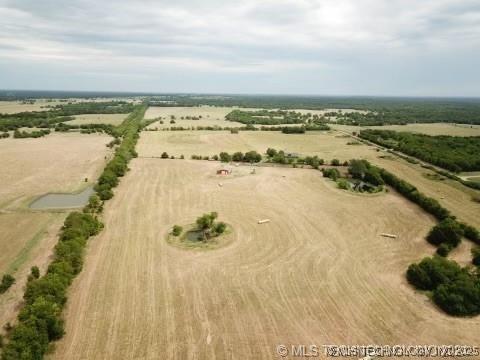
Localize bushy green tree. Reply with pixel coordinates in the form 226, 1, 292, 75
232, 152, 244, 162
0, 274, 15, 294
427, 218, 463, 248
219, 152, 232, 162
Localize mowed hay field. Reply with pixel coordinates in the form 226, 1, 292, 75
68, 113, 128, 126
331, 123, 480, 136
54, 159, 480, 360
138, 130, 378, 161
145, 106, 248, 128
0, 133, 111, 331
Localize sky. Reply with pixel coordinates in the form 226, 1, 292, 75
0, 0, 479, 96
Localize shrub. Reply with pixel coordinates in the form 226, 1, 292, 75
337, 179, 349, 190
472, 247, 480, 266
436, 243, 452, 257
330, 159, 340, 166
172, 225, 183, 237
161, 152, 169, 159
30, 266, 40, 279
0, 274, 15, 294
323, 168, 340, 181
426, 218, 463, 248
215, 222, 227, 234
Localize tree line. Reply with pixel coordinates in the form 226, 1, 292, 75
0, 101, 134, 132
359, 129, 480, 172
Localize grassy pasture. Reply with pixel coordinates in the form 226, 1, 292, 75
0, 132, 111, 332
0, 98, 142, 114
53, 159, 480, 360
331, 123, 480, 136
138, 130, 378, 161
68, 113, 128, 126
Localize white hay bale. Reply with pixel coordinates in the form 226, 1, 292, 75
381, 233, 397, 239
258, 219, 270, 224
218, 183, 223, 187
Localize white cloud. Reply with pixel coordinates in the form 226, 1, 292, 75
0, 0, 479, 95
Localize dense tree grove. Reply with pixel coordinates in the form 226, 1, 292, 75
359, 129, 480, 172
146, 95, 480, 125
0, 101, 134, 131
407, 256, 480, 316
0, 105, 147, 359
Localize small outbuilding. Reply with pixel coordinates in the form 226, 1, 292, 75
217, 169, 230, 175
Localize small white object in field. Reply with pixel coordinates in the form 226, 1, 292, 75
218, 183, 223, 187
381, 233, 397, 239
258, 219, 270, 224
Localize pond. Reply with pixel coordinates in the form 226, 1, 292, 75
29, 186, 94, 210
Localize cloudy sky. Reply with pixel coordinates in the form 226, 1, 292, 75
0, 0, 479, 96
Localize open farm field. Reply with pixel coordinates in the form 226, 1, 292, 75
0, 132, 112, 332
331, 123, 480, 136
68, 113, 128, 126
53, 158, 479, 360
0, 100, 66, 113
0, 98, 142, 115
138, 130, 378, 161
0, 132, 112, 209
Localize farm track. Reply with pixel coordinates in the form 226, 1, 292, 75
53, 159, 480, 360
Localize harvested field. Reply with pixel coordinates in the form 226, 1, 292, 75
0, 133, 111, 332
138, 130, 378, 161
145, 106, 248, 128
68, 113, 128, 126
331, 123, 480, 137
0, 132, 111, 209
0, 100, 65, 113
53, 159, 479, 360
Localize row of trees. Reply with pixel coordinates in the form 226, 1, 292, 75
359, 129, 480, 172
1, 212, 103, 359
0, 105, 148, 359
218, 151, 262, 163
0, 102, 133, 131
94, 106, 147, 200
13, 129, 50, 138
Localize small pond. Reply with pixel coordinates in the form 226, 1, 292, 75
29, 186, 94, 210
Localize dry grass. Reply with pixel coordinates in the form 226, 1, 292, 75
67, 114, 128, 126
138, 130, 378, 161
0, 100, 65, 114
0, 98, 142, 115
0, 133, 112, 209
53, 159, 479, 360
0, 133, 111, 332
331, 123, 480, 137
